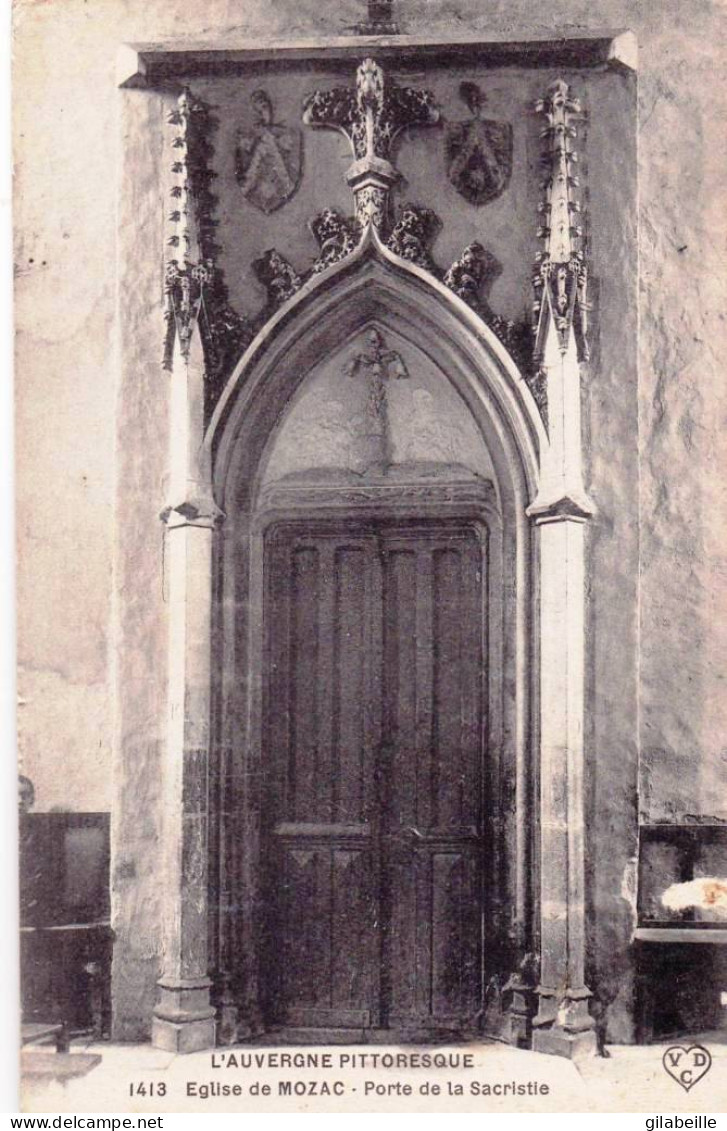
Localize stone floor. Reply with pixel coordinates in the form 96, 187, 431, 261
20, 1031, 727, 1114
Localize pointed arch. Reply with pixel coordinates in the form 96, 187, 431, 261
203, 229, 543, 1044
205, 227, 546, 515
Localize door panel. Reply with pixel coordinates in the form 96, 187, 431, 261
264, 521, 485, 1034
332, 546, 371, 823
382, 531, 483, 1029
266, 530, 380, 1026
278, 838, 377, 1027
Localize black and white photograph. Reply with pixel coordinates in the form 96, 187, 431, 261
11, 0, 727, 1115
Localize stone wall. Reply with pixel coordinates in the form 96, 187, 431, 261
14, 0, 727, 1043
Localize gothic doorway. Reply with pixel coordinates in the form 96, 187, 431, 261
260, 515, 488, 1038
123, 37, 603, 1055
202, 250, 555, 1049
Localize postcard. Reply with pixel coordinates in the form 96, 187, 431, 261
14, 0, 727, 1115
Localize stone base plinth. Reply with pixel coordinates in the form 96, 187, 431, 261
532, 1026, 598, 1060
503, 1009, 531, 1049
151, 1014, 216, 1053
151, 978, 217, 1052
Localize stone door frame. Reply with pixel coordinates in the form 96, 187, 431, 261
150, 228, 597, 1057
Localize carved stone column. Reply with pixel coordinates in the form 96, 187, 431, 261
152, 90, 222, 1051
528, 79, 597, 1058
530, 505, 596, 1058
152, 326, 220, 1054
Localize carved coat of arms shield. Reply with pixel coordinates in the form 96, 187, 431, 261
235, 90, 302, 214
446, 82, 512, 206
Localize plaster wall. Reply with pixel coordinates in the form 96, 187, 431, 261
14, 0, 727, 1042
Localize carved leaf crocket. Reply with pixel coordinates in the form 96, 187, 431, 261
386, 205, 440, 272
310, 209, 362, 275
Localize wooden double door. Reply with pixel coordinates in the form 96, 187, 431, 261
262, 518, 488, 1037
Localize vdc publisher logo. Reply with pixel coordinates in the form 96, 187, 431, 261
662, 1044, 713, 1092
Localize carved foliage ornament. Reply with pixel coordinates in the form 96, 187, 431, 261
304, 58, 439, 230
532, 79, 589, 366
252, 249, 303, 308
304, 58, 439, 164
446, 83, 513, 206
443, 240, 491, 308
164, 88, 252, 416
386, 205, 440, 273
443, 241, 526, 368
253, 209, 361, 311
310, 210, 362, 275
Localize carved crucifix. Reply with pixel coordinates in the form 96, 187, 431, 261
345, 328, 409, 469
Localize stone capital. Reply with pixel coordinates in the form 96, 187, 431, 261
527, 493, 594, 523
346, 156, 399, 230
160, 495, 225, 530
345, 154, 398, 189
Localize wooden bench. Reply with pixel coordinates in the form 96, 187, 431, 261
21, 1022, 69, 1053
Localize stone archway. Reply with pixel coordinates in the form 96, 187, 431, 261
150, 227, 597, 1058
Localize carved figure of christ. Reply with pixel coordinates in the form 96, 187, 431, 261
344, 328, 409, 470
